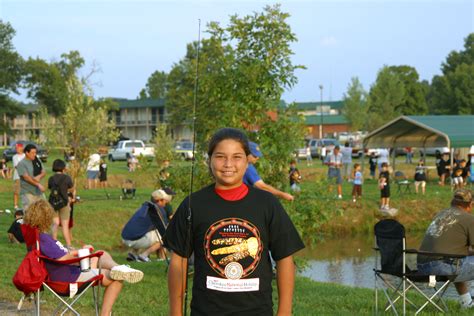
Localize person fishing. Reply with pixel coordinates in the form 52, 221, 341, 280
164, 128, 304, 315
244, 141, 294, 201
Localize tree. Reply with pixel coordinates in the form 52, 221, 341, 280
366, 66, 406, 130
166, 5, 305, 185
38, 77, 119, 181
0, 95, 25, 136
0, 20, 24, 135
153, 123, 175, 165
387, 65, 428, 115
23, 50, 85, 117
342, 77, 368, 131
428, 33, 474, 114
139, 70, 168, 99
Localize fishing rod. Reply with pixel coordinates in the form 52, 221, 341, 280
183, 18, 201, 316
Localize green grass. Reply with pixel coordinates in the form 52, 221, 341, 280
0, 150, 471, 314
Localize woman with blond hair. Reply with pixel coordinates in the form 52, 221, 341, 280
24, 200, 144, 316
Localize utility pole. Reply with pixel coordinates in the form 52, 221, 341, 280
319, 84, 324, 139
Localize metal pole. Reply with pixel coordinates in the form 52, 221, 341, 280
319, 84, 323, 139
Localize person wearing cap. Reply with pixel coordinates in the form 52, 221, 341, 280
12, 143, 25, 209
121, 189, 173, 262
417, 189, 474, 309
244, 142, 294, 201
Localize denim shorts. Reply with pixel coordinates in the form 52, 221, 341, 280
328, 168, 342, 184
87, 170, 99, 180
418, 256, 474, 282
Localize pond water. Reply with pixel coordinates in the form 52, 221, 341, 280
299, 233, 461, 298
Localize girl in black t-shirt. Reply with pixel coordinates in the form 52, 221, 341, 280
47, 159, 74, 249
379, 162, 390, 210
164, 128, 304, 316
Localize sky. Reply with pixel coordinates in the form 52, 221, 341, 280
1, 0, 473, 103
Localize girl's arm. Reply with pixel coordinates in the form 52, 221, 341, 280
168, 252, 188, 316
276, 255, 296, 316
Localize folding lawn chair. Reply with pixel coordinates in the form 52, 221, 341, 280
18, 224, 104, 316
374, 219, 464, 315
121, 179, 136, 199
393, 171, 412, 195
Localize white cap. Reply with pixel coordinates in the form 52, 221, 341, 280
151, 189, 172, 202
469, 145, 474, 155
442, 147, 450, 154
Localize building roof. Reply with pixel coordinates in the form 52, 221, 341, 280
19, 103, 40, 112
113, 98, 165, 109
304, 114, 348, 125
294, 100, 344, 111
363, 115, 474, 148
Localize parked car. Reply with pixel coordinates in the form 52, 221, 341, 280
3, 141, 48, 162
419, 147, 445, 157
108, 140, 155, 161
174, 141, 195, 160
308, 138, 340, 157
295, 147, 308, 159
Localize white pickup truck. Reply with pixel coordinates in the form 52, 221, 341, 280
108, 140, 155, 161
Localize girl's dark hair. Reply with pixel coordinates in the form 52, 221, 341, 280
52, 159, 66, 172
207, 128, 251, 157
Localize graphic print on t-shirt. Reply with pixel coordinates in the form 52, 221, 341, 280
204, 218, 262, 281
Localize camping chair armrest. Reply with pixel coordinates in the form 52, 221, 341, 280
39, 251, 104, 265
405, 249, 466, 259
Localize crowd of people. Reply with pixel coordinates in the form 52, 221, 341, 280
2, 135, 474, 314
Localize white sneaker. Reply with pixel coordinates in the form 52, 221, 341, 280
337, 195, 342, 199
137, 255, 151, 262
352, 198, 356, 203
461, 300, 474, 309
110, 265, 144, 283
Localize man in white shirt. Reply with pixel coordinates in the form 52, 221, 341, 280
341, 142, 353, 181
86, 152, 101, 189
378, 148, 390, 172
12, 143, 25, 209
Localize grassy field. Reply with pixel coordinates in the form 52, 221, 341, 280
0, 150, 471, 315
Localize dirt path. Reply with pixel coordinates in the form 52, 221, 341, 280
0, 300, 33, 315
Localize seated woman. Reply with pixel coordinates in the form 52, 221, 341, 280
24, 200, 144, 316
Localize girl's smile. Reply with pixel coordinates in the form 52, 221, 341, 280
210, 139, 248, 189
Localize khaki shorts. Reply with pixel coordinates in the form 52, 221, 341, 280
123, 230, 161, 250
76, 269, 100, 282
21, 193, 43, 211
55, 204, 71, 221
13, 180, 20, 195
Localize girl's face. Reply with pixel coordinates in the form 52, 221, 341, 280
210, 139, 248, 189
355, 165, 361, 171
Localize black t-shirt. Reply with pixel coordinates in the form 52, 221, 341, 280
379, 171, 390, 187
8, 218, 24, 243
369, 157, 377, 171
99, 163, 107, 181
48, 173, 74, 202
164, 184, 304, 316
438, 159, 450, 174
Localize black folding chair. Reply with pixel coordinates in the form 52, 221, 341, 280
394, 171, 412, 194
374, 219, 463, 315
121, 179, 136, 199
